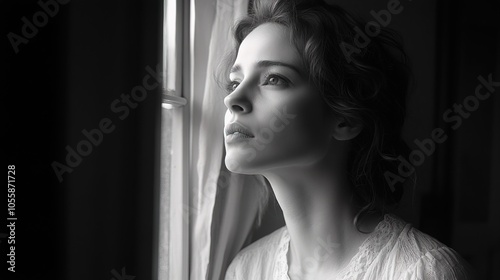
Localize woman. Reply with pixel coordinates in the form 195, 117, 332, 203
221, 0, 472, 279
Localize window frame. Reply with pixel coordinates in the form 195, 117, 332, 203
158, 0, 190, 279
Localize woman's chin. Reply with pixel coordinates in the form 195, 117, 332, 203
224, 156, 261, 175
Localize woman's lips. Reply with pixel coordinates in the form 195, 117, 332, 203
224, 123, 254, 143
224, 122, 254, 138
225, 132, 253, 143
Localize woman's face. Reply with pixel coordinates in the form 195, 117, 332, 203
224, 23, 334, 175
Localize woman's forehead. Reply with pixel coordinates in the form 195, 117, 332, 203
233, 23, 302, 71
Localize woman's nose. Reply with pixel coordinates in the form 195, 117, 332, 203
223, 85, 252, 114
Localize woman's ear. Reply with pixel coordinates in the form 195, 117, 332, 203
331, 118, 363, 141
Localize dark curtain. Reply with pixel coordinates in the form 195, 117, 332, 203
5, 0, 162, 279
422, 0, 500, 278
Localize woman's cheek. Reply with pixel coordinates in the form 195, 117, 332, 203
285, 99, 331, 157
260, 108, 328, 164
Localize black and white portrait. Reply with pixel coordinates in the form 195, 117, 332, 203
5, 0, 499, 279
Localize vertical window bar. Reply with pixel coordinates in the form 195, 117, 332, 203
159, 0, 190, 280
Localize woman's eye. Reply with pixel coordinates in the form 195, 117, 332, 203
227, 81, 239, 93
263, 74, 288, 87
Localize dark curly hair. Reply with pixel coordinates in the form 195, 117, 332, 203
220, 0, 413, 229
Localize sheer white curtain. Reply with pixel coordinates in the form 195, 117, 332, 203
189, 0, 268, 279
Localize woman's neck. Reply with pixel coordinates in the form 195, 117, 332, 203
263, 158, 379, 278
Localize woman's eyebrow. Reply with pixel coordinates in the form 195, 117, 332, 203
257, 60, 302, 75
230, 64, 241, 74
230, 60, 302, 75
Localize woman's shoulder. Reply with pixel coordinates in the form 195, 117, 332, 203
377, 214, 474, 279
387, 215, 460, 260
225, 226, 287, 279
386, 214, 446, 252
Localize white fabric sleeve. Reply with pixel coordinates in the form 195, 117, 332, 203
401, 247, 473, 280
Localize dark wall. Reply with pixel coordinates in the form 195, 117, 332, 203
4, 1, 65, 279
5, 0, 162, 279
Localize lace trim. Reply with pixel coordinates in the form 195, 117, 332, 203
274, 228, 291, 280
338, 214, 402, 279
275, 214, 403, 280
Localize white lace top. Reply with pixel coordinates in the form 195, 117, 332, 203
224, 215, 472, 279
